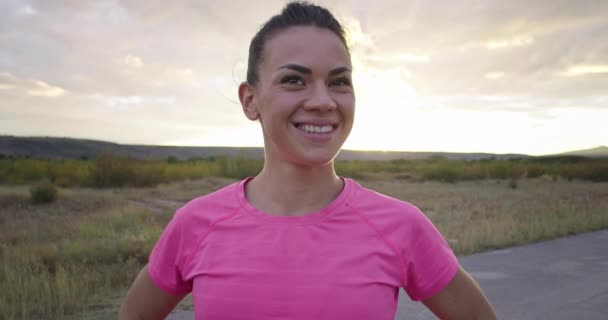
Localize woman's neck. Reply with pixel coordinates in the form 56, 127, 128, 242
245, 160, 344, 216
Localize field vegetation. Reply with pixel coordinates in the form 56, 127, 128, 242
1, 153, 607, 188
1, 154, 607, 319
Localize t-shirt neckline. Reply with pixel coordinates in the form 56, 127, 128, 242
236, 176, 352, 225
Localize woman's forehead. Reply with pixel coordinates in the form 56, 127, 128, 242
262, 26, 351, 71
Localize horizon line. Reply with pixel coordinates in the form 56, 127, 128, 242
1, 134, 605, 157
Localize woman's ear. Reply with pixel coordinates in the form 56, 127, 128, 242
239, 82, 259, 121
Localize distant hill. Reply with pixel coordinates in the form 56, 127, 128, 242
553, 146, 608, 158
0, 136, 264, 160
0, 135, 529, 161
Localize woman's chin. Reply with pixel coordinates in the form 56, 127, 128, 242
287, 148, 341, 167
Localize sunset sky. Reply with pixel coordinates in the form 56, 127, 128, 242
1, 0, 607, 156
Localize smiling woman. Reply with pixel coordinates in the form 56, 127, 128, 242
239, 25, 355, 167
119, 2, 496, 319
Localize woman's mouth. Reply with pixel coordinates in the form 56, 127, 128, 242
292, 122, 338, 142
295, 123, 335, 134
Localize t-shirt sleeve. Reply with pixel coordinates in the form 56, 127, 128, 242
401, 206, 459, 301
147, 207, 195, 296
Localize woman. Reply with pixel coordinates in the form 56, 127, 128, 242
120, 2, 496, 319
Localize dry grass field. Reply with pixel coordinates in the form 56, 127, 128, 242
1, 176, 607, 319
360, 176, 608, 254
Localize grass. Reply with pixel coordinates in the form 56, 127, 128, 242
0, 178, 231, 320
2, 156, 607, 188
1, 176, 607, 319
362, 176, 608, 254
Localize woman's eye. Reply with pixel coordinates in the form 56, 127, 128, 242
331, 77, 351, 86
281, 75, 304, 86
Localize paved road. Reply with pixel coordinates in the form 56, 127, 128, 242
396, 229, 608, 319
168, 230, 608, 319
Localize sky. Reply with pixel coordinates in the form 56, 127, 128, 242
1, 0, 607, 156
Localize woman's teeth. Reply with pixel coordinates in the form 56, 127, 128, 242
297, 124, 333, 134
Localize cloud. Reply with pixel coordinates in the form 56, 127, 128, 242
0, 72, 67, 97
15, 4, 37, 17
27, 80, 67, 97
485, 35, 534, 49
103, 95, 176, 109
343, 16, 375, 51
367, 53, 430, 63
120, 54, 144, 68
560, 64, 608, 77
1, 0, 607, 154
485, 72, 505, 80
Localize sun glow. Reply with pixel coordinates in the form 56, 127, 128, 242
560, 64, 608, 77
485, 35, 534, 49
165, 17, 607, 156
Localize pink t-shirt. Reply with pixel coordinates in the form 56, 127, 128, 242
148, 177, 459, 319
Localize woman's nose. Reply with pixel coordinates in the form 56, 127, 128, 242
303, 83, 337, 112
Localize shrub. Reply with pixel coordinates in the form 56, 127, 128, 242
525, 164, 545, 178
508, 177, 518, 189
30, 181, 58, 204
89, 152, 136, 187
420, 160, 462, 183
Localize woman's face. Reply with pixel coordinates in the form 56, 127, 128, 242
242, 26, 355, 167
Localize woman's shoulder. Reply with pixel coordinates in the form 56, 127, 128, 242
345, 178, 437, 235
346, 178, 421, 216
347, 179, 452, 264
173, 178, 243, 222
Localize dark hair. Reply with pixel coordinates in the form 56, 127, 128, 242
246, 1, 349, 85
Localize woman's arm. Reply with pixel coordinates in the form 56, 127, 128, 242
119, 265, 186, 320
422, 266, 496, 320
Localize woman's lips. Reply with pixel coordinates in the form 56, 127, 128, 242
292, 122, 337, 142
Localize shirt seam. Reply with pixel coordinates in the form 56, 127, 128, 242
348, 202, 407, 289
237, 177, 353, 226
410, 257, 459, 301
182, 203, 245, 276
147, 264, 191, 296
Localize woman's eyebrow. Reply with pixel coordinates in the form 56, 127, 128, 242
277, 64, 351, 76
278, 64, 311, 74
329, 66, 351, 76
